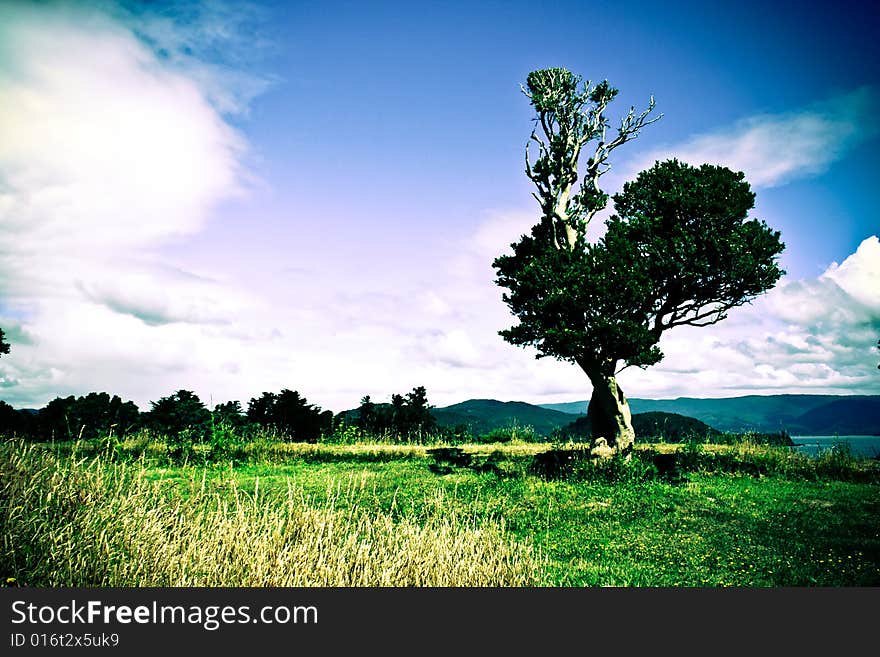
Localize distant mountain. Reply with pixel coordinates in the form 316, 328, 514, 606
631, 412, 723, 441
540, 401, 588, 415
561, 411, 721, 442
789, 397, 880, 435
432, 399, 579, 437
539, 395, 880, 435
337, 394, 880, 438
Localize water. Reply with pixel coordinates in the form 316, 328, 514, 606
790, 435, 880, 459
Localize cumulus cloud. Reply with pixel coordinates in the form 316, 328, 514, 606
0, 6, 245, 253
619, 236, 880, 398
766, 237, 879, 329
0, 1, 265, 408
75, 265, 248, 327
622, 87, 879, 188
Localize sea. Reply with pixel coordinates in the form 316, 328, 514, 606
790, 435, 880, 459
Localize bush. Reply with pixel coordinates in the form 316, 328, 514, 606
479, 423, 537, 444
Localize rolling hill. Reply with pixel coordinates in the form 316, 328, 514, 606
337, 394, 879, 438
540, 394, 880, 435
789, 397, 880, 435
432, 399, 577, 436
559, 411, 721, 442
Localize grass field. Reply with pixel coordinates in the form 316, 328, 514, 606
2, 437, 878, 586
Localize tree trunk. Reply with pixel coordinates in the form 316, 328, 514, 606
583, 368, 635, 456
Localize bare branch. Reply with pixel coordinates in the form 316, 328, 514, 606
523, 70, 661, 248
660, 302, 734, 330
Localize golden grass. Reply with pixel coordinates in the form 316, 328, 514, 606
0, 442, 545, 587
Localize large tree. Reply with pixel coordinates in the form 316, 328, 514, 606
494, 68, 784, 454
147, 390, 211, 439
0, 328, 10, 357
246, 389, 332, 442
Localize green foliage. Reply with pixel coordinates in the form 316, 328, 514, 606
433, 423, 474, 444
147, 390, 211, 439
206, 420, 244, 462
814, 443, 863, 481
495, 159, 785, 369
478, 422, 537, 444
339, 386, 437, 442
0, 328, 9, 356
632, 412, 720, 443
246, 389, 332, 442
212, 400, 246, 429
38, 392, 141, 441
0, 401, 36, 438
714, 430, 794, 447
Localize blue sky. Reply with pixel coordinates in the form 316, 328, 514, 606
1, 0, 878, 413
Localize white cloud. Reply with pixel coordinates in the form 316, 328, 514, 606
0, 1, 263, 408
765, 236, 880, 328
0, 7, 244, 255
75, 265, 247, 327
823, 236, 880, 308
622, 87, 879, 188
618, 236, 880, 399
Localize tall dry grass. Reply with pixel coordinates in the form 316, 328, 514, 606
0, 442, 544, 586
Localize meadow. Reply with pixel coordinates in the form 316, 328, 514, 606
1, 435, 878, 587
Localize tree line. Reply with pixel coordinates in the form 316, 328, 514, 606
0, 385, 437, 444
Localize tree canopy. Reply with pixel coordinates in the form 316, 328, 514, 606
495, 159, 785, 372
246, 389, 332, 442
147, 390, 212, 438
346, 386, 437, 440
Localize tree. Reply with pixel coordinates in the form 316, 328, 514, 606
0, 400, 36, 439
212, 400, 246, 430
35, 391, 141, 440
355, 395, 378, 436
494, 68, 784, 454
274, 388, 331, 442
247, 389, 332, 442
0, 328, 9, 357
147, 390, 211, 439
39, 396, 77, 440
350, 387, 437, 441
390, 393, 406, 435
404, 385, 436, 439
247, 391, 277, 428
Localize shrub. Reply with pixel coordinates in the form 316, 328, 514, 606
479, 423, 537, 444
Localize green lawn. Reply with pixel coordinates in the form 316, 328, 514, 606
140, 445, 879, 586
3, 439, 879, 586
